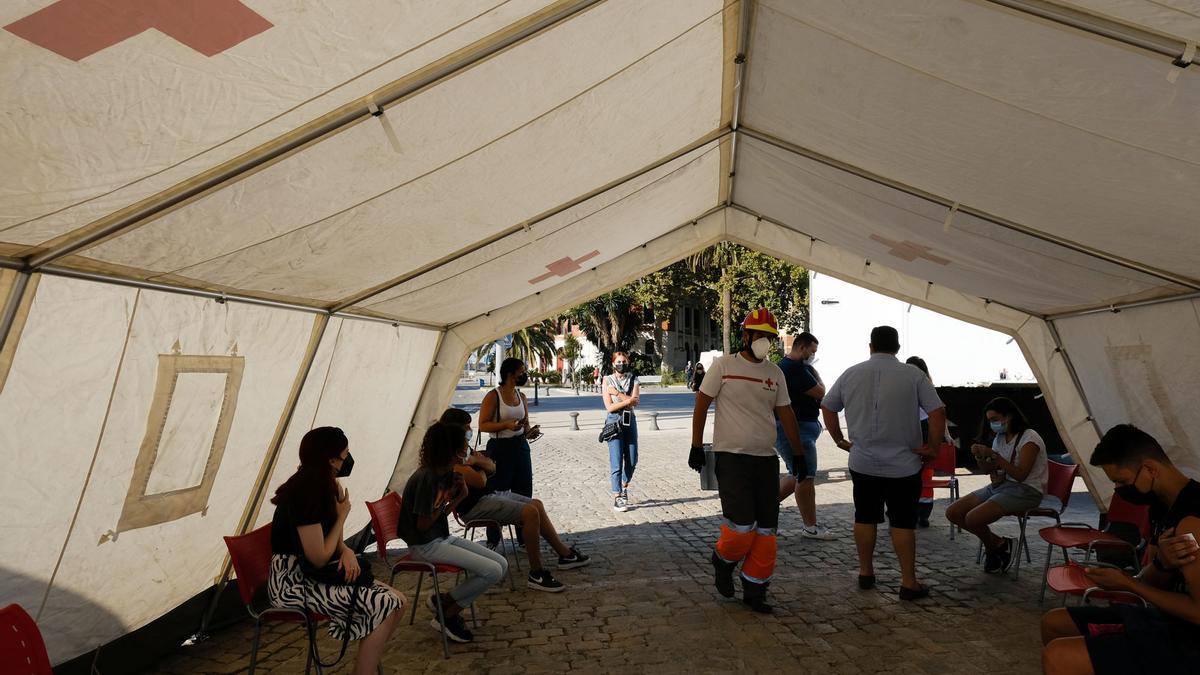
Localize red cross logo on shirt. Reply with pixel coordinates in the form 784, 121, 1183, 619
764, 378, 776, 389
5, 0, 273, 61
528, 250, 600, 285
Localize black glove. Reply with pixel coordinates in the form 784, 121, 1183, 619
792, 454, 809, 480
688, 445, 706, 473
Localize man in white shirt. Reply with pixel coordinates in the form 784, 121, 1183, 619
689, 308, 806, 613
821, 326, 946, 601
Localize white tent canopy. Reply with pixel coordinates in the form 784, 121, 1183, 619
2, 0, 1198, 664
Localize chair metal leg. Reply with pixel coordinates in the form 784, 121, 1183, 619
977, 540, 984, 564
1012, 518, 1027, 579
249, 618, 262, 675
1039, 542, 1054, 603
304, 615, 323, 675
500, 529, 516, 589
508, 524, 523, 572
409, 572, 424, 626
430, 573, 450, 659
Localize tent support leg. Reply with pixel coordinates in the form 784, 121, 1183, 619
0, 271, 31, 360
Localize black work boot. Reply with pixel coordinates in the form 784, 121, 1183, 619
711, 551, 736, 598
916, 500, 934, 528
741, 579, 773, 614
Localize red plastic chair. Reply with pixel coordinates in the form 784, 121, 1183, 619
0, 604, 52, 675
1045, 544, 1151, 607
922, 442, 960, 538
365, 492, 470, 659
1036, 492, 1150, 602
976, 460, 1079, 578
223, 523, 327, 674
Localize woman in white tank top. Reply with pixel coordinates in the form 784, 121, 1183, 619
478, 358, 539, 499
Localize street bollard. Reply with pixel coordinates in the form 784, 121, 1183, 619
650, 411, 660, 431
533, 382, 539, 406
569, 412, 579, 431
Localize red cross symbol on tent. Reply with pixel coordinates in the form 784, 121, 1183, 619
4, 0, 272, 61
528, 250, 601, 285
869, 234, 952, 265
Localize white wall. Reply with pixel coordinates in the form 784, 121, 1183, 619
809, 272, 1034, 387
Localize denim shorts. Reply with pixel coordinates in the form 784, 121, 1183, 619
775, 420, 820, 478
968, 481, 1043, 514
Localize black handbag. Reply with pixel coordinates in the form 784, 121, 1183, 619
297, 544, 375, 667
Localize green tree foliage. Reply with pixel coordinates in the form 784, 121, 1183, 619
565, 287, 647, 371
472, 320, 559, 368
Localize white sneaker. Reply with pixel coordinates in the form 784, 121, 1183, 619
613, 495, 628, 512
800, 524, 835, 540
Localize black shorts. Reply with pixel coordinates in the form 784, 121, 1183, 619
1067, 605, 1200, 675
714, 452, 780, 530
850, 469, 921, 529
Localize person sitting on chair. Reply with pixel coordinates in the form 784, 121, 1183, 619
945, 397, 1046, 573
1041, 424, 1200, 675
440, 408, 589, 592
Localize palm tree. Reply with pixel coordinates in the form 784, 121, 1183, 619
472, 320, 559, 373
687, 242, 743, 354
566, 288, 647, 374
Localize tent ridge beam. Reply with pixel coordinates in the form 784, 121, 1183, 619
723, 0, 754, 206
736, 126, 1200, 293
986, 0, 1200, 66
1047, 290, 1200, 321
727, 202, 1045, 320
36, 265, 442, 330
328, 126, 733, 313
23, 0, 605, 271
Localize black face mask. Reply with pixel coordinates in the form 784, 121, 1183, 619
515, 374, 528, 387
335, 452, 355, 478
1113, 466, 1156, 506
614, 363, 629, 374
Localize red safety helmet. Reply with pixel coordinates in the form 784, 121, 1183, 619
741, 307, 779, 335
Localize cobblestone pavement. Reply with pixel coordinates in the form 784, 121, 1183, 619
158, 394, 1096, 674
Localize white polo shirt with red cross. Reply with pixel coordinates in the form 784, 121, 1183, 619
700, 352, 791, 457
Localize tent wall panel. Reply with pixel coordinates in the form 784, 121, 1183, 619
732, 137, 1184, 314
1053, 299, 1200, 480
389, 208, 729, 490
34, 290, 314, 664
742, 0, 1200, 281
0, 0, 558, 244
0, 276, 137, 624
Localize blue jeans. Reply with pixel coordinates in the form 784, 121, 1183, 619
409, 535, 508, 607
607, 412, 638, 493
775, 419, 820, 478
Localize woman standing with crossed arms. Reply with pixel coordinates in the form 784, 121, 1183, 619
603, 351, 640, 512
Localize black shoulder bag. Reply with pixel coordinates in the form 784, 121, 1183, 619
295, 513, 375, 668
599, 375, 636, 442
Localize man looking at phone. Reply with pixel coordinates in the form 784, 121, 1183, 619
1041, 424, 1200, 675
688, 308, 806, 613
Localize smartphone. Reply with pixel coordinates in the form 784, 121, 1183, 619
622, 409, 632, 426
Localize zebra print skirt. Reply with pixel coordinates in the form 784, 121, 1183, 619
268, 554, 403, 641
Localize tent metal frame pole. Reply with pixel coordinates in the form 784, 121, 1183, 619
723, 0, 755, 206
329, 126, 733, 313
736, 126, 1200, 293
0, 271, 32, 360
193, 314, 331, 641
986, 0, 1200, 66
23, 0, 604, 271
35, 265, 442, 330
1046, 290, 1200, 321
1044, 319, 1104, 440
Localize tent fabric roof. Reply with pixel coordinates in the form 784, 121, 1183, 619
3, 0, 1199, 665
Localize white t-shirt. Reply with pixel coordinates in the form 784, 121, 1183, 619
699, 353, 791, 457
993, 428, 1047, 494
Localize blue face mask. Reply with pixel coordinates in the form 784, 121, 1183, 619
989, 420, 1006, 434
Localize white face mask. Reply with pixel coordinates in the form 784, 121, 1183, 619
750, 337, 771, 360
804, 355, 818, 365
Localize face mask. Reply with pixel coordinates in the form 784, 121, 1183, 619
465, 428, 474, 445
515, 373, 528, 387
804, 355, 818, 365
989, 421, 1005, 434
335, 452, 354, 478
614, 363, 628, 374
1114, 466, 1157, 506
750, 337, 771, 360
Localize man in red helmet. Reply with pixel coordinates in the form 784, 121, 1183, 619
689, 308, 807, 613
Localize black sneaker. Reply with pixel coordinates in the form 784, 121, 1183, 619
711, 551, 736, 598
983, 545, 1003, 574
527, 569, 566, 593
557, 547, 591, 569
429, 614, 473, 643
997, 537, 1015, 572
